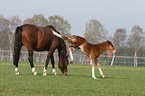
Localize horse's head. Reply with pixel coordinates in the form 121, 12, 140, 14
58, 50, 69, 75
106, 40, 116, 54
58, 38, 69, 75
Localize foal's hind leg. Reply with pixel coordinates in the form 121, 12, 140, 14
95, 59, 105, 78
28, 49, 37, 75
50, 54, 57, 75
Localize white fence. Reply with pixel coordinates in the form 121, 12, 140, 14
0, 50, 145, 67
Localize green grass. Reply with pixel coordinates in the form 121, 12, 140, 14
0, 61, 145, 96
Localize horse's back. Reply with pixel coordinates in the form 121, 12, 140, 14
21, 24, 59, 51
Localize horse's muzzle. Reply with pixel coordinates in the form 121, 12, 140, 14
63, 73, 67, 76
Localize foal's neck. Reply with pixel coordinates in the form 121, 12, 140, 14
97, 42, 109, 53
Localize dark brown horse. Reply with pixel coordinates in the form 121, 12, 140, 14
13, 24, 69, 76
52, 30, 116, 79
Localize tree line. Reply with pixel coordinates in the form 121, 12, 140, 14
0, 14, 145, 59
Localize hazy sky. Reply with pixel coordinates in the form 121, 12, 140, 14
0, 0, 145, 37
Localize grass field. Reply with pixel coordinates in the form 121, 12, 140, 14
0, 61, 145, 96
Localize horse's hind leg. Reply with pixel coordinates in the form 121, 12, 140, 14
50, 54, 57, 75
13, 26, 23, 75
13, 44, 22, 75
28, 49, 37, 75
95, 58, 105, 78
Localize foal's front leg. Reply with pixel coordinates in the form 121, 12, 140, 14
96, 60, 105, 78
91, 59, 97, 79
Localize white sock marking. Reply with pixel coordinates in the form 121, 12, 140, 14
52, 68, 57, 75
32, 67, 35, 73
92, 66, 97, 79
43, 67, 47, 73
32, 67, 37, 75
15, 67, 19, 75
43, 67, 47, 76
15, 67, 18, 72
99, 67, 103, 75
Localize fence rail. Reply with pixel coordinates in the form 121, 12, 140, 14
0, 50, 145, 67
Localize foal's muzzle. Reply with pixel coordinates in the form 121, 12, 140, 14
112, 50, 116, 54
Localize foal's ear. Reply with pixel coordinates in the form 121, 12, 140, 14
106, 40, 109, 43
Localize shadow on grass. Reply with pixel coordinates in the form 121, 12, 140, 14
15, 73, 130, 80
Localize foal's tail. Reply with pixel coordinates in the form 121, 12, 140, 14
13, 26, 23, 67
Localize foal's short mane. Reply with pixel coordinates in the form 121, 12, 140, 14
97, 40, 112, 45
46, 25, 61, 35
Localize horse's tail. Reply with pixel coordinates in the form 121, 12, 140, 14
13, 26, 23, 67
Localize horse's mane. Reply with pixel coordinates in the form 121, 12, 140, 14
46, 25, 67, 54
46, 25, 61, 35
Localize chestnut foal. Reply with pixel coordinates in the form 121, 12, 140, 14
52, 30, 116, 79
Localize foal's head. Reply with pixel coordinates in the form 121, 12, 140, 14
106, 40, 116, 54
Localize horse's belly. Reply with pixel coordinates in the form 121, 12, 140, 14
36, 42, 51, 51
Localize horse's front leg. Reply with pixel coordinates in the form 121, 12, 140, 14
43, 53, 50, 76
50, 54, 57, 75
28, 49, 37, 75
95, 59, 105, 78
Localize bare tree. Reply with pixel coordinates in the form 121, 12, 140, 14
0, 15, 10, 50
23, 14, 49, 26
127, 25, 145, 67
113, 28, 126, 49
48, 15, 71, 36
84, 19, 108, 44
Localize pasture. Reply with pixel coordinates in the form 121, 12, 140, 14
0, 61, 145, 96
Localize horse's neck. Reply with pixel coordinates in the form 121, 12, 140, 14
97, 43, 109, 54
58, 39, 67, 58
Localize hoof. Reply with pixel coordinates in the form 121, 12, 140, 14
102, 75, 105, 79
33, 72, 37, 75
15, 72, 20, 75
70, 61, 73, 64
43, 73, 47, 76
92, 76, 97, 79
53, 72, 57, 75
